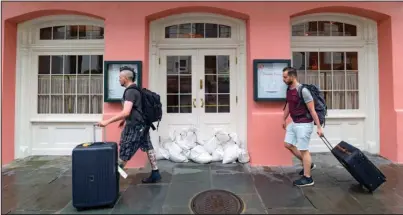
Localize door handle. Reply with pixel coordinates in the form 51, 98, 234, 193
200, 98, 204, 108
200, 79, 203, 90
193, 98, 196, 108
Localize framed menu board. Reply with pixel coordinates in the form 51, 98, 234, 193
104, 61, 142, 102
253, 59, 291, 101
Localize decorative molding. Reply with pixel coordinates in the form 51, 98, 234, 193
291, 12, 380, 154
15, 15, 105, 159
149, 12, 248, 148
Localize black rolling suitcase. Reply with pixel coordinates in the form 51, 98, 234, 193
320, 136, 386, 192
72, 125, 119, 210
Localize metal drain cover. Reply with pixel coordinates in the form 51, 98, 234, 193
190, 189, 244, 214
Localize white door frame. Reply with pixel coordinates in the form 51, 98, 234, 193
291, 13, 379, 153
15, 15, 105, 158
149, 13, 247, 147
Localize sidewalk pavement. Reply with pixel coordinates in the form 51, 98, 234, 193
2, 153, 403, 214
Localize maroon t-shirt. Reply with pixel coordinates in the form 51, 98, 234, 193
286, 86, 313, 123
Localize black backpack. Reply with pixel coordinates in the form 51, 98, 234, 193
123, 85, 162, 130
284, 84, 327, 127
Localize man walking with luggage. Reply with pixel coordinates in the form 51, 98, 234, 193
282, 67, 324, 187
96, 66, 161, 184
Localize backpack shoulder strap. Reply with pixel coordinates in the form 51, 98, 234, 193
123, 84, 144, 117
123, 84, 139, 98
298, 84, 310, 110
298, 84, 307, 102
283, 86, 291, 110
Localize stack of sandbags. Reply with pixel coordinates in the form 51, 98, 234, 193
155, 128, 250, 164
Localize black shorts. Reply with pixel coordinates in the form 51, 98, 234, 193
119, 124, 153, 161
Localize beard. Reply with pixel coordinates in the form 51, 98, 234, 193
284, 80, 293, 85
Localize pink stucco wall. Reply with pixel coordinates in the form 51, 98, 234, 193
2, 2, 403, 167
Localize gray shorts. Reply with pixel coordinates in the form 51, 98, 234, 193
119, 124, 153, 161
284, 122, 314, 151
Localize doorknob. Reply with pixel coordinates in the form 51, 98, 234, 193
193, 98, 196, 108
200, 98, 204, 108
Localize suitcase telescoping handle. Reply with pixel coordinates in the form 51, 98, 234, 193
320, 135, 352, 155
320, 135, 334, 151
93, 124, 106, 142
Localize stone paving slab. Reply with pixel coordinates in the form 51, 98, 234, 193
2, 153, 403, 214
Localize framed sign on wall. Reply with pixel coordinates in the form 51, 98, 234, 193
253, 59, 291, 101
104, 61, 142, 102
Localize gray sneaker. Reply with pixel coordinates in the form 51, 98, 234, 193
293, 176, 314, 187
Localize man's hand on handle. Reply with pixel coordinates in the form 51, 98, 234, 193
317, 126, 324, 137
95, 120, 108, 127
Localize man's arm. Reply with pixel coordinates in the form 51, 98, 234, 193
302, 88, 321, 127
104, 89, 135, 125
283, 103, 290, 121
104, 101, 133, 125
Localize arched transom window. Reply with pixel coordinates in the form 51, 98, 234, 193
291, 16, 363, 111
39, 25, 104, 40
165, 23, 231, 38
292, 21, 357, 36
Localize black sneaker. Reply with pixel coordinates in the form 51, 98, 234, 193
293, 176, 314, 187
142, 170, 162, 184
299, 163, 316, 176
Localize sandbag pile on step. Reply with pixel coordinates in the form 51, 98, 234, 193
155, 128, 250, 164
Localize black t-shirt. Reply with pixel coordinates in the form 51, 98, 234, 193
122, 84, 143, 125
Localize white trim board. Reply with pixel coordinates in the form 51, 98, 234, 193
149, 12, 248, 149
15, 15, 105, 159
291, 13, 379, 154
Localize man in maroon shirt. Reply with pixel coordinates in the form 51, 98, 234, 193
282, 67, 324, 187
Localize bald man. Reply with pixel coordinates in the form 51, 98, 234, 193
96, 66, 161, 183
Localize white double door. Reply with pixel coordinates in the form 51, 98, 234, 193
158, 49, 237, 142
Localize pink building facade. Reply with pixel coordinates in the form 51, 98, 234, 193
2, 2, 403, 168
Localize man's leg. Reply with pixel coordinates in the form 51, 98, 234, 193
284, 122, 301, 160
293, 123, 315, 187
146, 149, 158, 170
141, 130, 162, 183
301, 150, 312, 177
284, 143, 302, 161
118, 126, 141, 169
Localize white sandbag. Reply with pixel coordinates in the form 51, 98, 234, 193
216, 131, 231, 143
215, 130, 231, 143
237, 140, 250, 163
182, 149, 191, 158
189, 145, 213, 164
197, 139, 206, 146
203, 137, 219, 154
170, 151, 189, 163
160, 137, 173, 144
238, 149, 250, 163
169, 130, 179, 142
177, 139, 192, 151
155, 147, 170, 160
163, 141, 182, 154
184, 129, 198, 149
184, 131, 197, 147
222, 142, 241, 164
163, 141, 188, 162
195, 130, 204, 145
229, 132, 240, 145
211, 145, 224, 162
